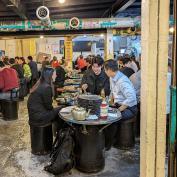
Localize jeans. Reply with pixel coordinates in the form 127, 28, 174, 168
0, 92, 11, 100
121, 105, 138, 120
104, 105, 138, 150
0, 89, 19, 100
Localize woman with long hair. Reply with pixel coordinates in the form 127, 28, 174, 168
27, 67, 61, 127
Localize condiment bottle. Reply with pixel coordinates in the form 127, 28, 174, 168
100, 99, 108, 120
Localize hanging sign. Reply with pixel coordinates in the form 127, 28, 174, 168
0, 17, 140, 32
69, 17, 80, 29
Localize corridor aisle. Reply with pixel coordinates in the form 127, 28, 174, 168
0, 98, 139, 177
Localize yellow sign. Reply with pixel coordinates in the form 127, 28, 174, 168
65, 37, 73, 70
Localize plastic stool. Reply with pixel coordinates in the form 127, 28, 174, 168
30, 124, 53, 155
1, 100, 19, 120
114, 117, 136, 149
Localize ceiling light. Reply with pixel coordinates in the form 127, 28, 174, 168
59, 0, 65, 4
40, 35, 44, 39
100, 34, 104, 38
169, 27, 174, 33
7, 4, 15, 7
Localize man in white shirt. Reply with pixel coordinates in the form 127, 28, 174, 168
104, 59, 138, 120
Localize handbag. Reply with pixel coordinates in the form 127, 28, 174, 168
44, 128, 75, 175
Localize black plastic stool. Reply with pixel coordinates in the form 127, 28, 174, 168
1, 100, 19, 120
135, 103, 140, 137
30, 124, 53, 155
114, 117, 136, 149
74, 126, 105, 173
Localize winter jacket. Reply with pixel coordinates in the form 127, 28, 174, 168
0, 68, 19, 92
11, 64, 24, 79
51, 60, 60, 69
28, 61, 39, 79
120, 67, 135, 78
77, 58, 86, 69
81, 69, 110, 96
27, 83, 60, 126
55, 66, 66, 87
23, 64, 32, 80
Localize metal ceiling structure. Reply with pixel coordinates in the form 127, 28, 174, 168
0, 0, 142, 21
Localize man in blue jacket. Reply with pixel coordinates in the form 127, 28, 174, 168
28, 56, 39, 87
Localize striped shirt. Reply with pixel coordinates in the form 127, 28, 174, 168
110, 71, 137, 107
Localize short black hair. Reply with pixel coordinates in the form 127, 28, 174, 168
3, 57, 10, 65
9, 58, 15, 65
28, 56, 33, 61
86, 56, 93, 64
120, 55, 132, 65
91, 56, 104, 66
116, 55, 123, 61
15, 56, 19, 60
104, 59, 118, 72
0, 61, 5, 68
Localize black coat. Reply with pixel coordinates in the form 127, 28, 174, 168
55, 66, 66, 87
120, 67, 135, 78
27, 83, 59, 126
81, 69, 110, 96
29, 61, 39, 80
11, 64, 24, 79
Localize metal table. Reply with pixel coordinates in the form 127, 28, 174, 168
59, 106, 122, 173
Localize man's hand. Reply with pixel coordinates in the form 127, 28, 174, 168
81, 84, 88, 92
118, 105, 128, 112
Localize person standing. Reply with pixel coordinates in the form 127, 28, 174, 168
51, 56, 60, 69
9, 58, 26, 99
21, 57, 32, 94
77, 55, 87, 73
28, 56, 39, 87
9, 58, 24, 79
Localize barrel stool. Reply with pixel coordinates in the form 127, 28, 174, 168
114, 117, 136, 149
30, 124, 53, 155
1, 99, 19, 120
135, 103, 141, 137
74, 126, 105, 173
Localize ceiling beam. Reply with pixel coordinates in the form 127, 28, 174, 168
28, 4, 110, 15
103, 0, 136, 17
27, 2, 113, 10
0, 11, 15, 16
28, 10, 106, 20
1, 0, 28, 19
25, 0, 116, 9
117, 0, 136, 12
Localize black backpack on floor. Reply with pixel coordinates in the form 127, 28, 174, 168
44, 128, 75, 175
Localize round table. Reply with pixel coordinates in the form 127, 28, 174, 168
59, 106, 122, 173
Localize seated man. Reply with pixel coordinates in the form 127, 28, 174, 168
104, 59, 137, 120
0, 61, 19, 100
119, 55, 136, 78
81, 56, 110, 96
